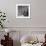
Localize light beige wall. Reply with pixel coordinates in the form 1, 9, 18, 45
0, 0, 46, 27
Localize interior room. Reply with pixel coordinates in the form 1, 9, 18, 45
0, 0, 46, 46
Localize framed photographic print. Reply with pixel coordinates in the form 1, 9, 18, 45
16, 4, 30, 18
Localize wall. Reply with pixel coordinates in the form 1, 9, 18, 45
0, 0, 46, 28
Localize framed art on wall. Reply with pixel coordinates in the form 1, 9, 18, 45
16, 4, 30, 18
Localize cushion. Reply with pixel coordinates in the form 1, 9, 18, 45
20, 35, 37, 43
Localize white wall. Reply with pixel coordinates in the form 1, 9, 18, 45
0, 0, 46, 31
0, 0, 46, 27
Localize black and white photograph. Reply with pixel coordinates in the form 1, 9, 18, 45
16, 4, 30, 18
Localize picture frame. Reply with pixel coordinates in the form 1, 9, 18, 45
16, 4, 30, 18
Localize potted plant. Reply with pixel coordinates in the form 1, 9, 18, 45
0, 10, 6, 29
